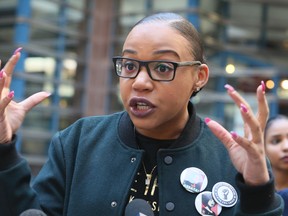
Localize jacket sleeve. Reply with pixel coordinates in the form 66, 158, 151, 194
0, 133, 66, 216
233, 171, 284, 215
0, 136, 41, 216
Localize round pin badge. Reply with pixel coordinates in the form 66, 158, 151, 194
195, 191, 222, 216
180, 167, 208, 193
212, 182, 238, 208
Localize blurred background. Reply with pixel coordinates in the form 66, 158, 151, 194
0, 0, 287, 174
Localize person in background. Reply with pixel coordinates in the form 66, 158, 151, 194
0, 12, 284, 215
265, 115, 288, 215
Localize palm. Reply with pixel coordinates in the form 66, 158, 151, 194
3, 101, 26, 137
228, 144, 248, 172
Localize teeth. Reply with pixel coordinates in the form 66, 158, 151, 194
136, 102, 149, 110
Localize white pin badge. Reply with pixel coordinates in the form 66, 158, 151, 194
212, 182, 238, 208
195, 191, 222, 215
180, 167, 208, 193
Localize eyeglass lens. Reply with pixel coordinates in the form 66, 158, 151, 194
116, 58, 175, 81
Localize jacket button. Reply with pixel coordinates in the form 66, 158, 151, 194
111, 201, 117, 207
164, 156, 173, 165
131, 157, 136, 163
165, 202, 175, 211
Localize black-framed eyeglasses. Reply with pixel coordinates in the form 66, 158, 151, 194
112, 57, 202, 81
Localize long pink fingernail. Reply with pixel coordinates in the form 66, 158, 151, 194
0, 70, 4, 79
261, 80, 266, 93
13, 47, 23, 55
8, 91, 14, 99
240, 103, 248, 113
231, 131, 238, 139
224, 84, 235, 92
204, 117, 211, 124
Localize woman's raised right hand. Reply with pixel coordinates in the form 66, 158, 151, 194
0, 49, 51, 144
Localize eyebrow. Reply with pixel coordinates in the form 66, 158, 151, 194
270, 134, 282, 138
122, 49, 180, 59
268, 134, 285, 142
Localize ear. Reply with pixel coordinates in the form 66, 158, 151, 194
195, 64, 209, 89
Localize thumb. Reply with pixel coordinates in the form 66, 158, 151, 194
205, 118, 234, 150
19, 91, 51, 112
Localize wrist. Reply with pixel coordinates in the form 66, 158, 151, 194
236, 171, 278, 214
244, 170, 269, 186
0, 135, 22, 170
0, 132, 14, 144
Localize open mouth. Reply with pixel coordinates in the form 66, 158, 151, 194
129, 97, 155, 117
135, 102, 150, 110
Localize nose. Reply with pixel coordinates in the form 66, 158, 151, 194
283, 137, 288, 150
132, 66, 153, 91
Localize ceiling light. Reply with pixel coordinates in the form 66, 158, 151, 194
280, 79, 288, 90
225, 64, 235, 74
265, 80, 274, 89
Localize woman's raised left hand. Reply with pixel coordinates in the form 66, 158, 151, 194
205, 82, 269, 186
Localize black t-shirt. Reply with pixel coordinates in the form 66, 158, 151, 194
127, 103, 199, 215
128, 131, 175, 215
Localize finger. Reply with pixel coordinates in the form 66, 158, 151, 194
3, 50, 21, 88
224, 84, 251, 110
205, 118, 235, 150
19, 91, 51, 112
256, 81, 269, 131
0, 70, 5, 97
224, 84, 252, 138
225, 82, 268, 139
239, 103, 262, 142
243, 122, 250, 138
0, 91, 14, 117
206, 117, 260, 156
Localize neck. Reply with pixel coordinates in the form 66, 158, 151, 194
273, 169, 288, 191
136, 108, 189, 140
